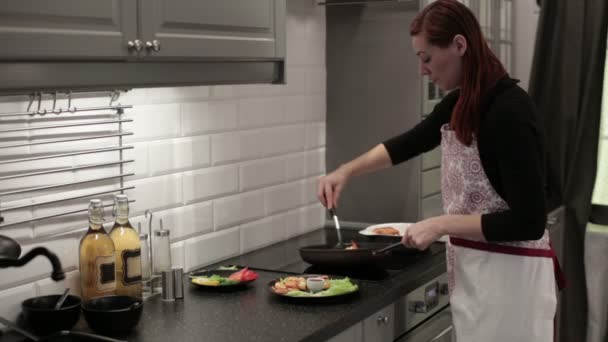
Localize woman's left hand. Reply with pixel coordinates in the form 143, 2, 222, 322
402, 216, 446, 250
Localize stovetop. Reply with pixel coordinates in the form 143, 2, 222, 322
210, 224, 446, 282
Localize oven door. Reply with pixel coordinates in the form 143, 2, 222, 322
395, 306, 453, 342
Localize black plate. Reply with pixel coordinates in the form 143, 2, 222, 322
189, 269, 256, 291
268, 274, 359, 304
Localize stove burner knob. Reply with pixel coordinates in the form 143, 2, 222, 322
439, 283, 449, 295
408, 300, 428, 313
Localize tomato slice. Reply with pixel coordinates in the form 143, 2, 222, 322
228, 267, 258, 282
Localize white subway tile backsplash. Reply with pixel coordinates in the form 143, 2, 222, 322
214, 191, 265, 230
124, 104, 181, 143
35, 270, 81, 297
148, 136, 210, 176
239, 129, 270, 160
171, 241, 186, 269
184, 227, 240, 271
240, 157, 287, 191
235, 84, 267, 98
210, 133, 241, 165
181, 101, 238, 136
266, 125, 307, 155
284, 95, 325, 123
210, 85, 236, 99
156, 201, 213, 241
286, 149, 325, 181
240, 215, 287, 253
237, 98, 284, 128
305, 122, 326, 148
122, 142, 149, 180
308, 68, 326, 94
0, 284, 37, 324
265, 181, 308, 215
0, 237, 78, 290
183, 165, 239, 204
306, 148, 325, 175
124, 174, 183, 216
146, 86, 210, 104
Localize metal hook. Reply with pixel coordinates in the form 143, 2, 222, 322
109, 90, 120, 107
52, 92, 61, 114
68, 91, 76, 113
36, 92, 46, 115
26, 93, 35, 113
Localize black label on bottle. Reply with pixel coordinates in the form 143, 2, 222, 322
96, 256, 116, 291
122, 249, 142, 285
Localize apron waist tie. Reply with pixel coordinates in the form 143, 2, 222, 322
450, 237, 567, 290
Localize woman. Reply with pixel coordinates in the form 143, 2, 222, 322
317, 1, 565, 341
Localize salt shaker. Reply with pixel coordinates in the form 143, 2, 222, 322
172, 266, 184, 299
161, 270, 175, 302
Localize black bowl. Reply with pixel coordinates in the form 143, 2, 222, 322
21, 294, 81, 334
82, 295, 143, 334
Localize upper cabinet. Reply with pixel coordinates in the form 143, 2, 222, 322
0, 0, 137, 60
0, 0, 286, 93
139, 0, 286, 59
0, 0, 285, 61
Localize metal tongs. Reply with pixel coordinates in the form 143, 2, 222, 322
372, 241, 403, 255
329, 208, 344, 248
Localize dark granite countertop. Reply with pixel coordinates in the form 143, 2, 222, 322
1, 228, 446, 342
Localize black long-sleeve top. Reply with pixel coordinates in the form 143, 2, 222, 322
383, 76, 547, 242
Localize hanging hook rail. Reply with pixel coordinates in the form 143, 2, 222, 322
0, 89, 136, 234
0, 160, 134, 181
0, 173, 135, 197
0, 118, 132, 134
0, 200, 135, 230
0, 132, 133, 150
0, 146, 133, 166
0, 186, 135, 213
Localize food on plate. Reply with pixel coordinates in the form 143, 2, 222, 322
345, 240, 359, 250
372, 226, 400, 236
271, 276, 358, 297
190, 267, 258, 286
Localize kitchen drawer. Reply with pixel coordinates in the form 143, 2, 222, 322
362, 303, 395, 342
422, 147, 441, 170
421, 168, 441, 197
421, 194, 443, 219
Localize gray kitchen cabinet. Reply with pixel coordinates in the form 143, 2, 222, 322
0, 0, 285, 61
362, 304, 395, 342
0, 0, 137, 60
139, 0, 286, 59
325, 304, 394, 342
326, 322, 363, 342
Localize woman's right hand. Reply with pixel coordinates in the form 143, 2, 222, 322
317, 167, 350, 209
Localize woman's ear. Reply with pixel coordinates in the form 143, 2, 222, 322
453, 34, 467, 56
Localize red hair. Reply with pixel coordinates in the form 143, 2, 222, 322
410, 0, 506, 145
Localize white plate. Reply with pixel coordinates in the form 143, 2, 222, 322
358, 223, 412, 237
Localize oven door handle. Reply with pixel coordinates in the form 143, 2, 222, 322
428, 325, 453, 342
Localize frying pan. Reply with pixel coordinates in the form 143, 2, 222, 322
299, 241, 420, 268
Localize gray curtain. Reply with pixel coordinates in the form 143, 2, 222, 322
528, 1, 608, 342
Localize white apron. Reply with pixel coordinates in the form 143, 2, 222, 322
440, 124, 565, 342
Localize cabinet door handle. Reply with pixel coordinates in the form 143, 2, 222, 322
146, 40, 161, 52
376, 316, 389, 325
127, 39, 143, 52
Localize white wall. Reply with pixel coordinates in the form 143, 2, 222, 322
513, 0, 540, 90
0, 0, 326, 322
